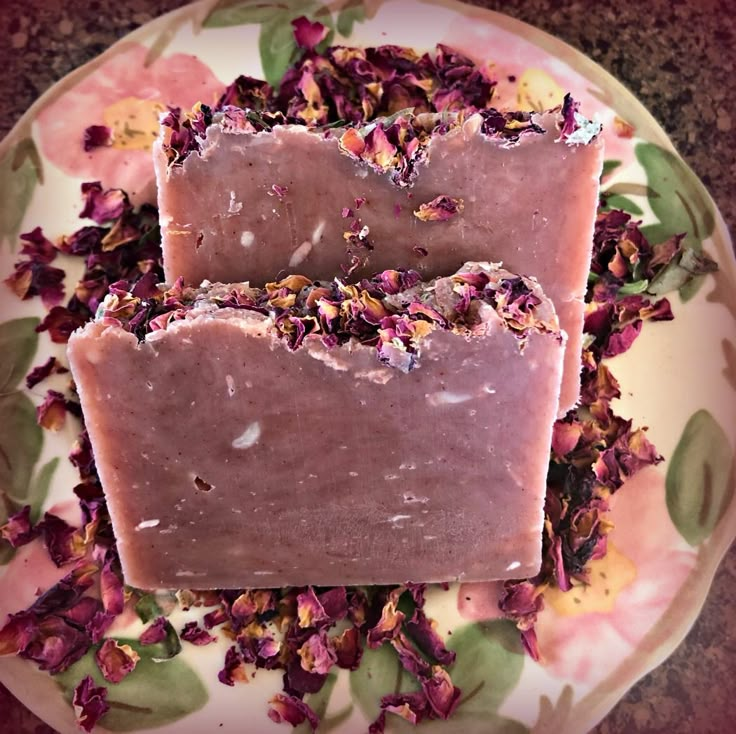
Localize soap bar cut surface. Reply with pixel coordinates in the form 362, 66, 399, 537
68, 263, 565, 589
154, 101, 603, 414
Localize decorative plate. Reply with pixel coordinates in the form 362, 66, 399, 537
1, 1, 734, 732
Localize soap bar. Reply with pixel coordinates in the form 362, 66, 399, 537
154, 103, 602, 414
68, 263, 564, 589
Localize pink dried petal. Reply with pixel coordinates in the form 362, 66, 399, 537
268, 693, 319, 731
291, 16, 328, 51
95, 638, 140, 683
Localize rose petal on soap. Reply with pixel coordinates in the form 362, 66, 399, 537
72, 675, 109, 733
95, 638, 140, 683
413, 195, 464, 222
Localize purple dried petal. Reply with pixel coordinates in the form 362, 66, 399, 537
421, 666, 462, 719
404, 609, 456, 666
180, 621, 216, 646
95, 638, 140, 683
39, 513, 84, 567
139, 616, 169, 645
83, 125, 113, 152
72, 675, 109, 733
37, 306, 90, 345
284, 655, 327, 695
25, 357, 69, 389
22, 615, 91, 674
79, 182, 130, 225
0, 505, 37, 548
218, 645, 248, 686
391, 632, 432, 678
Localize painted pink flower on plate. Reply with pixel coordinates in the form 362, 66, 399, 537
35, 43, 223, 203
440, 17, 637, 167
457, 467, 697, 687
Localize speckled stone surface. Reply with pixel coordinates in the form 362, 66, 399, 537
0, 1, 734, 732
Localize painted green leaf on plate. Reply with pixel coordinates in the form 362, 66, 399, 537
601, 194, 643, 216
337, 0, 366, 36
0, 139, 40, 250
0, 391, 43, 505
0, 317, 40, 393
55, 639, 208, 731
666, 409, 735, 546
635, 142, 716, 302
203, 0, 284, 28
350, 620, 527, 732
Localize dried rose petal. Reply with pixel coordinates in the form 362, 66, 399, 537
218, 645, 248, 686
413, 195, 464, 222
404, 609, 455, 666
95, 638, 140, 683
297, 629, 337, 675
292, 16, 328, 51
268, 693, 319, 731
333, 626, 363, 670
0, 505, 37, 548
83, 125, 113, 152
25, 356, 69, 389
39, 513, 85, 567
180, 621, 216, 646
37, 306, 90, 344
79, 181, 130, 225
36, 390, 69, 431
72, 675, 109, 733
422, 665, 462, 719
139, 616, 168, 645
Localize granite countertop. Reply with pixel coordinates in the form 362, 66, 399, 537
0, 0, 733, 732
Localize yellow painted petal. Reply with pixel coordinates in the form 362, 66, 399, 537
516, 69, 565, 113
546, 542, 637, 616
103, 97, 165, 151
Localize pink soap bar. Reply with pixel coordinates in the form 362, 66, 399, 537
68, 263, 564, 589
154, 105, 602, 414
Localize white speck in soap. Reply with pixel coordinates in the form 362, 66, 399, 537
399, 462, 416, 470
423, 535, 437, 541
384, 474, 399, 481
311, 219, 326, 244
483, 385, 497, 394
506, 561, 521, 571
175, 570, 206, 577
145, 381, 153, 391
349, 471, 359, 477
232, 421, 261, 449
289, 240, 313, 267
135, 519, 160, 530
253, 571, 276, 576
428, 391, 473, 406
387, 514, 411, 528
240, 231, 255, 247
245, 381, 253, 388
403, 492, 428, 504
228, 191, 243, 214
225, 374, 235, 396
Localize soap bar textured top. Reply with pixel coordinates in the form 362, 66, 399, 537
68, 263, 565, 590
153, 100, 602, 414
